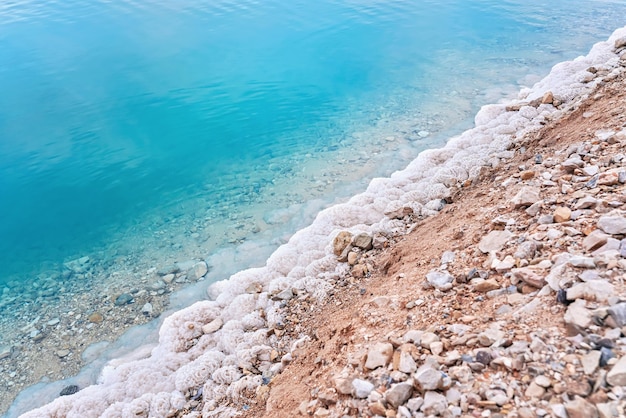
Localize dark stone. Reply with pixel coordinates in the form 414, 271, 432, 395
114, 293, 134, 306
600, 347, 614, 367
476, 350, 492, 366
586, 175, 598, 188
534, 154, 543, 164
60, 385, 79, 396
556, 289, 568, 305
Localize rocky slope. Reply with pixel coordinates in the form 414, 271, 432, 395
238, 49, 626, 417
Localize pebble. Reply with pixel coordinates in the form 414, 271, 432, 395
0, 346, 12, 360
421, 391, 448, 415
554, 206, 572, 223
87, 312, 103, 323
415, 366, 443, 390
114, 293, 133, 306
59, 385, 79, 396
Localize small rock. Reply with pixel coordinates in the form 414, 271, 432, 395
421, 391, 448, 415
333, 377, 353, 395
566, 281, 614, 303
141, 303, 153, 315
426, 271, 454, 291
114, 293, 133, 306
524, 381, 545, 398
511, 268, 545, 288
606, 355, 626, 386
575, 196, 598, 210
478, 230, 513, 253
569, 256, 596, 268
583, 230, 610, 252
352, 379, 375, 398
202, 317, 224, 334
365, 342, 393, 370
157, 265, 180, 276
333, 231, 353, 256
352, 233, 373, 250
564, 299, 593, 333
57, 349, 70, 358
415, 366, 443, 391
582, 351, 602, 375
87, 312, 103, 323
187, 261, 208, 280
520, 170, 535, 180
475, 350, 492, 366
473, 279, 500, 292
420, 332, 440, 349
59, 385, 79, 396
477, 328, 504, 347
398, 350, 417, 374
385, 383, 413, 408
554, 207, 572, 223
0, 346, 12, 360
534, 375, 551, 388
564, 396, 598, 418
511, 187, 541, 209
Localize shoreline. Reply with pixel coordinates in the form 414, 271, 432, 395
9, 26, 626, 418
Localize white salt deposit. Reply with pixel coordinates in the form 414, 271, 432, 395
16, 26, 626, 418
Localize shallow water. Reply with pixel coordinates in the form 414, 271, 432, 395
1, 0, 625, 285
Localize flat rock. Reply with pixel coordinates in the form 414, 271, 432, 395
569, 255, 596, 268
114, 293, 133, 306
473, 279, 500, 292
511, 187, 541, 209
0, 346, 12, 360
566, 281, 614, 303
511, 268, 545, 288
583, 230, 609, 252
187, 261, 208, 280
365, 342, 393, 370
597, 215, 626, 235
606, 355, 626, 386
564, 397, 598, 418
524, 381, 545, 398
479, 230, 513, 253
385, 383, 413, 408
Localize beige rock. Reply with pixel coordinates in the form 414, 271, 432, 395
478, 230, 513, 253
473, 279, 500, 292
565, 396, 598, 418
365, 342, 393, 370
554, 206, 571, 223
333, 231, 353, 256
202, 317, 224, 334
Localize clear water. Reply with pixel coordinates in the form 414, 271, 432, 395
1, 0, 625, 310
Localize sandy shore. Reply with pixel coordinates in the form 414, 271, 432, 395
10, 28, 626, 418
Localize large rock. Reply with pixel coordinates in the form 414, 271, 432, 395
478, 230, 512, 253
385, 383, 413, 408
597, 216, 626, 235
333, 231, 353, 256
566, 281, 614, 303
606, 355, 626, 386
365, 342, 393, 370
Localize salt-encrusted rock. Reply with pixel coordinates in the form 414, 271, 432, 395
421, 391, 448, 415
385, 383, 413, 408
478, 230, 513, 253
426, 270, 454, 291
202, 317, 224, 334
616, 36, 626, 49
365, 342, 393, 370
352, 379, 374, 398
333, 231, 353, 256
554, 206, 572, 223
584, 230, 610, 252
511, 187, 541, 209
565, 397, 599, 418
597, 215, 626, 235
566, 281, 614, 303
511, 268, 545, 288
415, 366, 443, 391
564, 299, 593, 332
187, 261, 208, 280
606, 355, 626, 386
352, 233, 373, 251
582, 350, 602, 375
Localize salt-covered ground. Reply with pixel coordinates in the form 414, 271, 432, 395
9, 25, 626, 418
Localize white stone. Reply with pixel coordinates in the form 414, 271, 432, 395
202, 317, 224, 334
567, 281, 614, 303
426, 271, 454, 291
582, 350, 602, 375
478, 230, 513, 253
607, 355, 626, 386
398, 350, 417, 374
511, 187, 541, 208
564, 299, 593, 332
365, 342, 393, 370
598, 216, 626, 235
352, 379, 375, 398
415, 366, 443, 391
420, 332, 440, 349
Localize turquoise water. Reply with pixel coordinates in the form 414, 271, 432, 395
0, 0, 625, 284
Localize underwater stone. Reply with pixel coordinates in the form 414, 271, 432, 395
114, 293, 134, 306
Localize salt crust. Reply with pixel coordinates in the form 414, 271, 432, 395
20, 26, 626, 418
